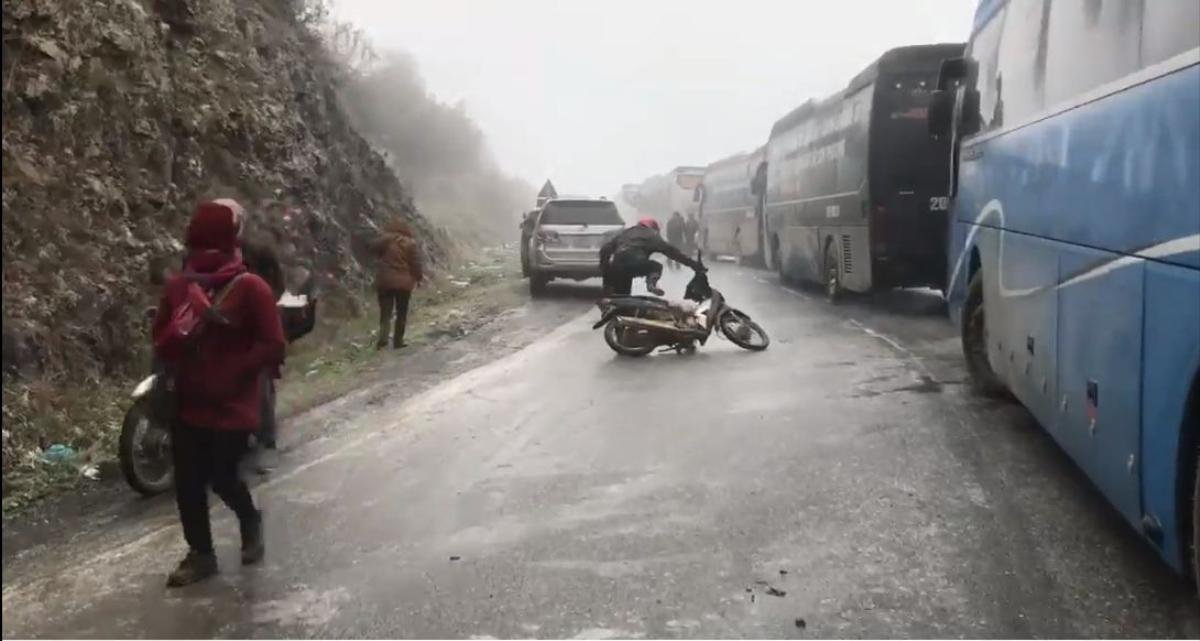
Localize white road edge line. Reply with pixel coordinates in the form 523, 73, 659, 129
847, 318, 935, 380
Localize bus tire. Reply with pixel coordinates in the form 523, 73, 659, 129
823, 242, 841, 304
1192, 443, 1199, 593
962, 270, 1009, 398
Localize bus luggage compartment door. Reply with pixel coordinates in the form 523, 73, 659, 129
1056, 245, 1145, 528
871, 191, 948, 289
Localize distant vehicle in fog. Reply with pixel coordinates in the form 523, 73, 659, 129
763, 43, 965, 301
525, 198, 625, 296
630, 166, 706, 224
931, 0, 1200, 587
697, 147, 767, 265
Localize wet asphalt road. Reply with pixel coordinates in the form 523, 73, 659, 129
2, 263, 1198, 638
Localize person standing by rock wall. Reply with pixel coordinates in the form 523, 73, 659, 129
370, 218, 424, 350
152, 199, 286, 587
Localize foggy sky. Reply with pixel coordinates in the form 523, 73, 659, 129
335, 0, 977, 197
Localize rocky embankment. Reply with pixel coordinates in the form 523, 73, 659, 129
1, 0, 446, 482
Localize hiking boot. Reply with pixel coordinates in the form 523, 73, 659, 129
166, 550, 218, 588
646, 276, 665, 297
241, 510, 265, 565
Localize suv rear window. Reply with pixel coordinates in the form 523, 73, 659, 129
540, 201, 623, 225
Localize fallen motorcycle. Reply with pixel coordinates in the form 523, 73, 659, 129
593, 255, 769, 356
119, 278, 318, 496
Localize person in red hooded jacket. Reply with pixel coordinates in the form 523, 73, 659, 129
152, 198, 286, 587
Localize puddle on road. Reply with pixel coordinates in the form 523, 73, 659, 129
250, 586, 348, 628
850, 374, 945, 398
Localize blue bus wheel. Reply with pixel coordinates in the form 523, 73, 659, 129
962, 271, 1009, 398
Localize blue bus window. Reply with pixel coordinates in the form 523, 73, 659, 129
967, 4, 1006, 133
1142, 1, 1200, 67
995, 0, 1049, 125
1045, 0, 1142, 105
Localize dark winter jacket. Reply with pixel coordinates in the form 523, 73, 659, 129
370, 219, 424, 292
600, 225, 702, 271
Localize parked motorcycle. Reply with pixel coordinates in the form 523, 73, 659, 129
593, 255, 769, 356
119, 277, 318, 496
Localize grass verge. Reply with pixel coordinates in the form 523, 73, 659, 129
1, 247, 524, 513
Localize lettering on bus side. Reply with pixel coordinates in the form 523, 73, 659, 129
825, 205, 840, 218
929, 196, 950, 211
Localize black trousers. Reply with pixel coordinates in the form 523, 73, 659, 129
603, 254, 663, 296
257, 373, 277, 449
377, 289, 412, 347
172, 423, 258, 555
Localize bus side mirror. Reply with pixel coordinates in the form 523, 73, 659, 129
934, 56, 983, 137
928, 90, 955, 139
960, 89, 982, 136
936, 57, 969, 90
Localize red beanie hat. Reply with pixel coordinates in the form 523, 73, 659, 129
186, 199, 244, 252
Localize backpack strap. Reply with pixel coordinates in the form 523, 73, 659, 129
212, 272, 247, 306
203, 273, 248, 326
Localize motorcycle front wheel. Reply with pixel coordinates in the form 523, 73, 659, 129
119, 398, 175, 496
719, 309, 770, 351
604, 320, 657, 357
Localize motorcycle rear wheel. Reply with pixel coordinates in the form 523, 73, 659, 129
119, 398, 175, 496
719, 310, 770, 351
604, 320, 657, 357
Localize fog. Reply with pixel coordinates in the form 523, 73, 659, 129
334, 0, 976, 197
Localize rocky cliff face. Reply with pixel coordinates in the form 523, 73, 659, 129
2, 0, 444, 382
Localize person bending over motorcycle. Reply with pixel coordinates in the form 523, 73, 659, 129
600, 217, 705, 296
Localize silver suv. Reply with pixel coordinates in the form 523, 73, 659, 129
526, 198, 625, 295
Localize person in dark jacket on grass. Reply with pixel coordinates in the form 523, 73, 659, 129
600, 217, 705, 297
153, 199, 286, 587
370, 217, 424, 349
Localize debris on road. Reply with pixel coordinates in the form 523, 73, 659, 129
794, 618, 807, 629
766, 587, 787, 598
449, 555, 461, 561
41, 444, 76, 464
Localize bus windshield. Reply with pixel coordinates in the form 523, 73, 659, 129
872, 72, 953, 198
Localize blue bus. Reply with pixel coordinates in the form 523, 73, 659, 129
930, 0, 1200, 584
